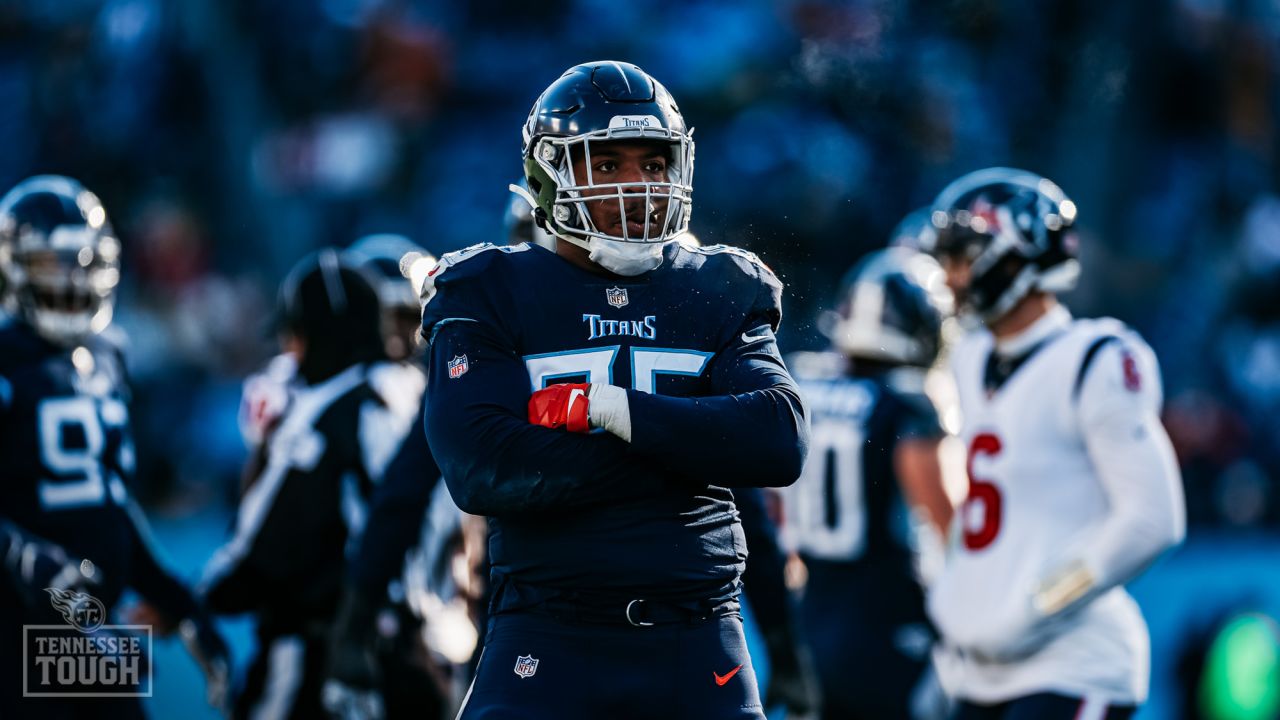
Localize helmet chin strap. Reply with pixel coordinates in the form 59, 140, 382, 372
507, 182, 666, 276
508, 183, 591, 252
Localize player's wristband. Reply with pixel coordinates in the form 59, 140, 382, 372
587, 384, 632, 443
1032, 559, 1097, 616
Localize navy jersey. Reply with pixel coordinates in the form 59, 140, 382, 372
783, 355, 943, 567
0, 319, 195, 618
421, 241, 808, 609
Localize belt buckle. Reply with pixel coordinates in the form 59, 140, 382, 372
625, 599, 654, 627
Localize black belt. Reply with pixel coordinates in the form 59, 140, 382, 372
520, 595, 738, 628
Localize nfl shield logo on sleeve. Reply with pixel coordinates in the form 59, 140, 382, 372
513, 654, 539, 679
605, 287, 629, 308
448, 355, 469, 379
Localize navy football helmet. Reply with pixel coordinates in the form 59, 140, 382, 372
513, 61, 694, 274
888, 207, 937, 250
0, 176, 121, 345
926, 167, 1080, 321
826, 247, 952, 368
345, 234, 433, 361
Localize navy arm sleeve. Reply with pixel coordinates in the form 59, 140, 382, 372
625, 256, 808, 487
426, 318, 665, 518
347, 393, 442, 597
626, 323, 808, 488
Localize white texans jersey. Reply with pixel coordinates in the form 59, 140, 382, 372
928, 311, 1172, 705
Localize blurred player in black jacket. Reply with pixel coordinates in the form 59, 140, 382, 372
200, 250, 420, 719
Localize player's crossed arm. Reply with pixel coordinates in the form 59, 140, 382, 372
526, 319, 810, 488
426, 320, 664, 517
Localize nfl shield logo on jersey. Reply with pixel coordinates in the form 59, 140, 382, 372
513, 654, 539, 679
448, 355, 469, 379
606, 287, 629, 308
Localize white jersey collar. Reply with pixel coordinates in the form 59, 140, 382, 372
994, 304, 1072, 358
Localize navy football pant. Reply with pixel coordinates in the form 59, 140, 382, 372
952, 693, 1137, 720
457, 612, 765, 719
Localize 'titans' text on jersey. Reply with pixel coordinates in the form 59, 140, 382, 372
421, 240, 807, 609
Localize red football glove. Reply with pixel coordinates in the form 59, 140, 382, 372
528, 383, 591, 433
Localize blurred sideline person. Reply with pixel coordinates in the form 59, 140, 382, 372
324, 235, 470, 720
923, 168, 1185, 719
0, 175, 228, 718
736, 486, 822, 719
200, 250, 420, 719
782, 245, 955, 719
236, 234, 426, 484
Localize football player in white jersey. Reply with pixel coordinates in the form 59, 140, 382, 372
921, 167, 1186, 719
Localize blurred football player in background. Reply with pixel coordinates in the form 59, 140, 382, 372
345, 234, 432, 363
200, 249, 420, 719
423, 61, 808, 719
735, 485, 822, 719
0, 175, 228, 718
923, 168, 1185, 719
783, 242, 954, 720
323, 236, 469, 720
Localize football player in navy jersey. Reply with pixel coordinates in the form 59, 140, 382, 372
0, 175, 228, 718
782, 245, 955, 720
419, 61, 809, 719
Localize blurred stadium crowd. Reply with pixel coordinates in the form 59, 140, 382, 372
4, 0, 1279, 527
5, 1, 1280, 719
2, 0, 1278, 526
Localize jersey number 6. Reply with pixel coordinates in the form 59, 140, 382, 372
962, 433, 1003, 551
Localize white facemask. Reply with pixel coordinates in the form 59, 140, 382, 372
587, 238, 665, 276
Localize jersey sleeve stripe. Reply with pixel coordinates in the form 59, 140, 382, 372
1072, 335, 1120, 400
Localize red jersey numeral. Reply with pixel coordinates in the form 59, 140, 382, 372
963, 433, 1003, 551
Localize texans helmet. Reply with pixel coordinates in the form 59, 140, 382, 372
0, 176, 121, 345
826, 247, 952, 368
926, 167, 1080, 321
516, 61, 694, 249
